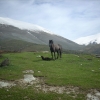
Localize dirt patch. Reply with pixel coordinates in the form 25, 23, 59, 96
32, 77, 79, 94
0, 70, 36, 88
35, 83, 80, 94
87, 89, 100, 100
0, 81, 16, 88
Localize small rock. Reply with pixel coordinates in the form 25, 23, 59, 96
23, 70, 34, 74
37, 55, 41, 58
23, 74, 36, 83
0, 58, 9, 67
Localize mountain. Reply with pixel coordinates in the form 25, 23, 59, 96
0, 17, 81, 51
74, 33, 100, 45
73, 33, 100, 54
83, 44, 100, 54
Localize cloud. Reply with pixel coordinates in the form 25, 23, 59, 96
0, 0, 100, 40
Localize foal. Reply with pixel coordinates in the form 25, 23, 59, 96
41, 56, 52, 61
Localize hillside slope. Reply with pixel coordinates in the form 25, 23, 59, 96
0, 17, 81, 51
82, 44, 100, 54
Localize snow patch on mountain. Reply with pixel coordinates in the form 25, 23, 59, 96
74, 33, 100, 45
0, 17, 53, 34
27, 31, 33, 36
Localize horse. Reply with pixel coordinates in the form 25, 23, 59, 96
49, 40, 62, 59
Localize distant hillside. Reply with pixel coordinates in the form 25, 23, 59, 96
0, 39, 49, 52
0, 17, 81, 51
81, 44, 100, 54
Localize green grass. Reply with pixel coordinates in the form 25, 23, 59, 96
0, 52, 100, 100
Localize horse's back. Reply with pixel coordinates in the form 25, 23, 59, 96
54, 44, 62, 51
58, 44, 62, 50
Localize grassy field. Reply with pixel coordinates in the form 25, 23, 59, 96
0, 52, 100, 100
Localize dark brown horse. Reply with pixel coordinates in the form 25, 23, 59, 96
49, 40, 62, 59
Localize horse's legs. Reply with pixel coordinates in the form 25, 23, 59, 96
54, 52, 56, 59
57, 51, 59, 59
60, 50, 62, 58
51, 52, 53, 59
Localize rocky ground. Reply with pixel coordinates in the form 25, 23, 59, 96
0, 70, 100, 100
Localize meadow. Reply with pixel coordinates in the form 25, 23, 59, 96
0, 52, 100, 100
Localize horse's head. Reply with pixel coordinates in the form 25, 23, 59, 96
49, 40, 54, 47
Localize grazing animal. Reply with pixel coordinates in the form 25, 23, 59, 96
41, 56, 52, 61
49, 40, 62, 59
0, 58, 9, 67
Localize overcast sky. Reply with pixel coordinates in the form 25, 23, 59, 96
0, 0, 100, 41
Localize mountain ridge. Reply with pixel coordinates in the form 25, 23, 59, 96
74, 33, 100, 45
0, 17, 53, 34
